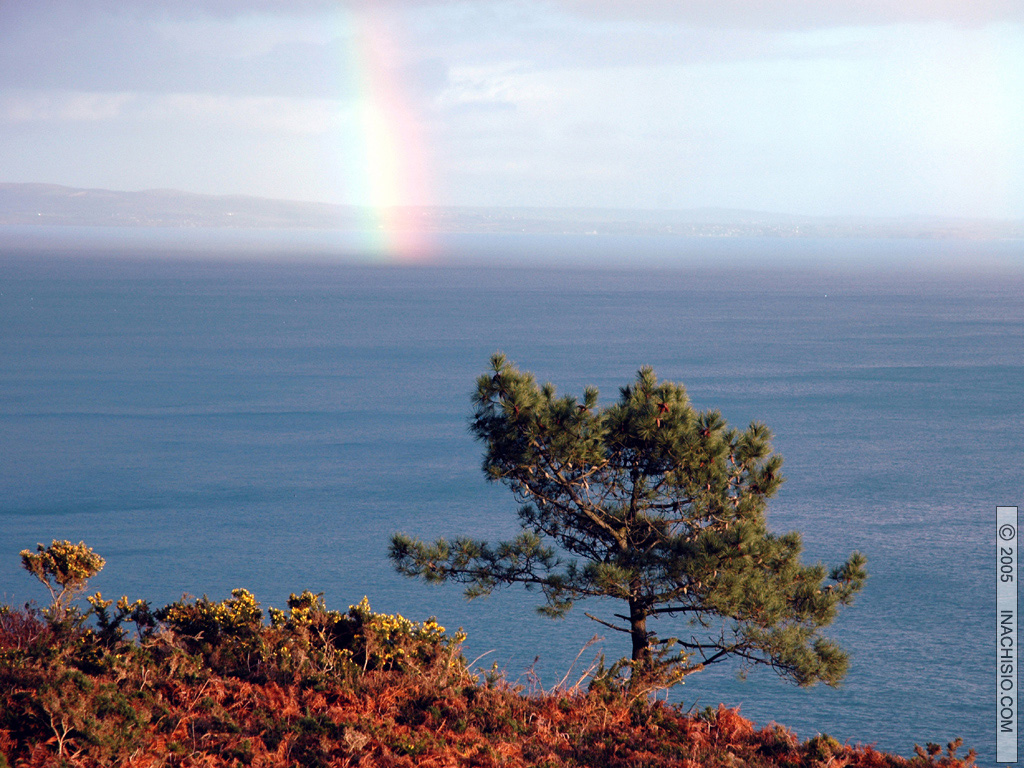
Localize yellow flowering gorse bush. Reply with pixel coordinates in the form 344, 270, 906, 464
13, 539, 467, 684
159, 588, 264, 641
20, 540, 106, 621
349, 596, 465, 669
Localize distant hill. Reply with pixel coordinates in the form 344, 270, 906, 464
0, 183, 362, 229
1, 182, 1020, 239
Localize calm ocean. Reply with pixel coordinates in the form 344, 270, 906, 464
1, 233, 1021, 762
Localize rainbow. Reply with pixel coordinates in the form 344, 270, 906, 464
335, 11, 435, 262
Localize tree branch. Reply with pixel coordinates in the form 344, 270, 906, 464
584, 612, 631, 634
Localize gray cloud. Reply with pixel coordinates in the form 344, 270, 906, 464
0, 0, 455, 25
0, 2, 449, 100
103, 0, 1024, 27
6, 0, 1022, 28
556, 0, 1024, 29
6, 0, 1001, 105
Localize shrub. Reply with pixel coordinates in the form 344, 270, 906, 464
0, 542, 975, 768
348, 596, 466, 672
20, 540, 105, 624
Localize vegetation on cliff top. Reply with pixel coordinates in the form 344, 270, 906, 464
0, 541, 972, 767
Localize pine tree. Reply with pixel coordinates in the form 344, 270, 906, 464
390, 354, 867, 689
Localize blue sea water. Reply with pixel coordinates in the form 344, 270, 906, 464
1, 232, 1022, 762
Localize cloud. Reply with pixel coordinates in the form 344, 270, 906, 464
0, 91, 135, 124
0, 2, 452, 102
0, 87, 349, 137
0, 6, 338, 96
5, 0, 1022, 45
1, 0, 919, 110
24, 0, 1024, 26
109, 0, 1022, 29
145, 94, 345, 135
394, 3, 896, 87
0, 0, 466, 27
556, 0, 1024, 29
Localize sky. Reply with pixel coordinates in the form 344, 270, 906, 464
0, 0, 1022, 219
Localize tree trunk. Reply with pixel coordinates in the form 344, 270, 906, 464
628, 596, 651, 676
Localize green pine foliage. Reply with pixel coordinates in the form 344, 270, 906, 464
391, 355, 867, 690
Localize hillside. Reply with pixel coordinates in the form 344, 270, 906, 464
1, 182, 1020, 239
0, 598, 977, 768
0, 541, 975, 768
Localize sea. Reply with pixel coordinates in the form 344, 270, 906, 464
1, 228, 1022, 764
